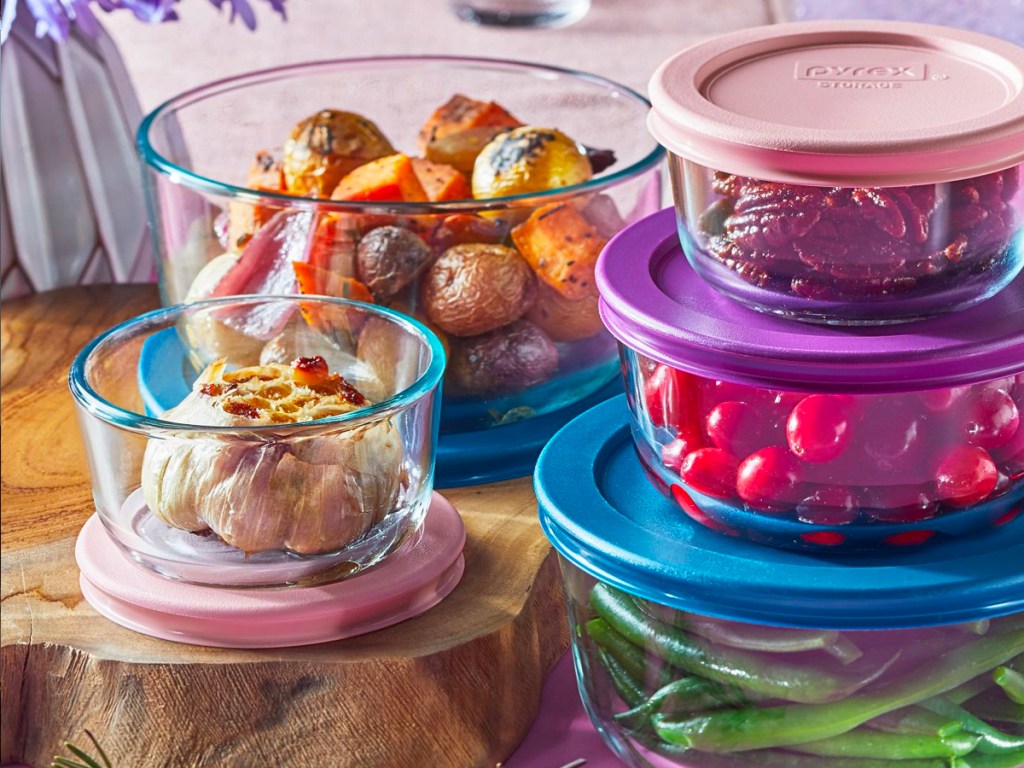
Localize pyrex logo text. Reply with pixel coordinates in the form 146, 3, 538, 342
795, 62, 927, 81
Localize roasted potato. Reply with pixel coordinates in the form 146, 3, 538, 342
356, 226, 433, 301
420, 243, 536, 337
526, 279, 604, 342
447, 320, 558, 397
283, 110, 395, 197
472, 127, 592, 200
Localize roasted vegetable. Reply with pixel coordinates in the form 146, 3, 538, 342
293, 262, 375, 303
283, 110, 395, 197
355, 226, 433, 301
227, 150, 288, 250
420, 243, 536, 337
141, 357, 402, 554
425, 125, 513, 175
429, 213, 511, 251
417, 93, 521, 152
447, 320, 558, 396
307, 214, 358, 275
472, 126, 592, 199
331, 153, 428, 203
411, 158, 472, 202
511, 201, 606, 299
526, 278, 604, 342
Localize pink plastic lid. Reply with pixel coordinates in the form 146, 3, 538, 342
649, 20, 1024, 186
75, 493, 465, 648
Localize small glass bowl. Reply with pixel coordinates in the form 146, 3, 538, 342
670, 158, 1024, 325
623, 351, 1024, 550
69, 295, 444, 588
560, 561, 1024, 768
648, 21, 1024, 325
137, 56, 663, 431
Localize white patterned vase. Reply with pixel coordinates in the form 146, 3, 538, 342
0, 10, 153, 300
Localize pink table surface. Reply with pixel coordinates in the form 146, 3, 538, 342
103, 0, 778, 112
505, 650, 623, 768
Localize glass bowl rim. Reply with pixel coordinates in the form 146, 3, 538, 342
136, 54, 663, 211
68, 294, 446, 435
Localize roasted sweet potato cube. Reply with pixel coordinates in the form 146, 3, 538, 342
293, 261, 375, 303
417, 94, 521, 152
331, 154, 428, 203
411, 158, 472, 202
247, 150, 287, 190
511, 202, 606, 300
227, 150, 289, 250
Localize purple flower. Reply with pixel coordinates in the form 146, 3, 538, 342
207, 0, 285, 30
114, 0, 180, 24
0, 0, 284, 43
22, 0, 102, 40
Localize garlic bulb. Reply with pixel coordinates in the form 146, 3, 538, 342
142, 357, 404, 554
180, 253, 267, 367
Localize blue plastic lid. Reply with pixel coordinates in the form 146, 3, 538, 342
138, 328, 624, 489
536, 396, 1024, 630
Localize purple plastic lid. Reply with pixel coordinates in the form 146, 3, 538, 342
597, 208, 1024, 393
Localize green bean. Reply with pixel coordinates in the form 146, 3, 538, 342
597, 648, 646, 709
637, 599, 863, 664
652, 625, 1024, 753
962, 749, 1024, 768
615, 674, 752, 726
947, 673, 997, 705
963, 690, 1024, 726
639, 740, 968, 768
993, 666, 1024, 705
920, 697, 1024, 754
587, 618, 649, 681
789, 728, 980, 759
868, 706, 963, 738
591, 584, 895, 704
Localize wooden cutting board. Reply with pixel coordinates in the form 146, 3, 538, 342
0, 285, 568, 768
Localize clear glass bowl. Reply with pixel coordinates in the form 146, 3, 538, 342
69, 295, 444, 587
560, 560, 1024, 768
137, 57, 663, 431
670, 156, 1024, 325
621, 349, 1024, 550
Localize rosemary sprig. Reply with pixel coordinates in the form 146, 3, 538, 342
52, 730, 112, 768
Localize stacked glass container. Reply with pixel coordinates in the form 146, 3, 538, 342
539, 20, 1024, 768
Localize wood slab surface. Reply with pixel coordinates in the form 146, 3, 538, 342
1, 285, 568, 768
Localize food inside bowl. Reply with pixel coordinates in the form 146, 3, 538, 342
638, 359, 1023, 526
698, 167, 1020, 302
141, 353, 404, 555
190, 94, 621, 403
583, 581, 1024, 765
